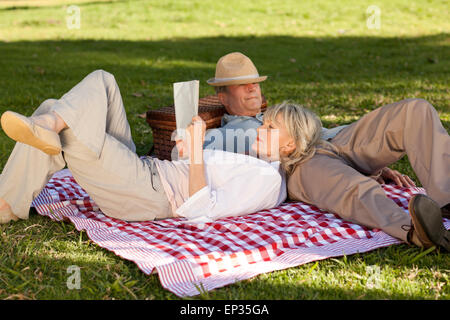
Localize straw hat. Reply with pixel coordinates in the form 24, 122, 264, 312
207, 52, 267, 86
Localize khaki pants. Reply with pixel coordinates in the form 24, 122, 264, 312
0, 70, 173, 221
287, 99, 450, 241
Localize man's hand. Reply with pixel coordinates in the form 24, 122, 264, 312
373, 167, 416, 188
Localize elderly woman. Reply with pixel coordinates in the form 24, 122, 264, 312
0, 70, 286, 224
253, 101, 450, 252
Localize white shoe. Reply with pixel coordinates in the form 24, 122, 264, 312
1, 111, 62, 155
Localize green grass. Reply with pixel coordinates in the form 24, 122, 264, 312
0, 0, 449, 300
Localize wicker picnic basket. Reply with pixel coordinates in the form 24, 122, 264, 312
146, 94, 267, 160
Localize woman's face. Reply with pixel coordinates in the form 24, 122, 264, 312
252, 114, 296, 161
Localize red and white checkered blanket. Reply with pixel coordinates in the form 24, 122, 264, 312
31, 169, 449, 297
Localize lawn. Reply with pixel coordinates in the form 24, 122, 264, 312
0, 0, 449, 300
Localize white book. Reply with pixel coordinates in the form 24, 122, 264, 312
173, 80, 199, 139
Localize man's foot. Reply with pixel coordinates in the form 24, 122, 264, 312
407, 194, 450, 252
0, 111, 62, 155
442, 204, 450, 219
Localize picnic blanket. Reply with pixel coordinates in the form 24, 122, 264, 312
31, 169, 450, 297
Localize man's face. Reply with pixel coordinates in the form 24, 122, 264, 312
218, 82, 262, 116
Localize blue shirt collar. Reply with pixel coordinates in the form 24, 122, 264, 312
221, 112, 264, 125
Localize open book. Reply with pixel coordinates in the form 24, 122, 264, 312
173, 80, 199, 139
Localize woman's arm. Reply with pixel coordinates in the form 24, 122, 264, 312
187, 116, 207, 197
176, 158, 283, 222
189, 162, 206, 197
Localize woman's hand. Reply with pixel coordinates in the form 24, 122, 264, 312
186, 115, 206, 164
183, 116, 207, 197
175, 139, 187, 159
175, 116, 206, 161
373, 167, 416, 188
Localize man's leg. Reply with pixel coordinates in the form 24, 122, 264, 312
327, 98, 449, 249
331, 98, 450, 207
287, 152, 412, 241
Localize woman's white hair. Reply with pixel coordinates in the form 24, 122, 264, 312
264, 101, 333, 174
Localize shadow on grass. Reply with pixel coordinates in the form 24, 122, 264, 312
0, 33, 448, 90
0, 34, 448, 162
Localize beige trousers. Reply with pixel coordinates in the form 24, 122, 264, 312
0, 70, 172, 221
287, 99, 450, 241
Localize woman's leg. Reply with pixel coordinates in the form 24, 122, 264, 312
0, 70, 171, 221
61, 129, 172, 221
0, 99, 66, 220
49, 69, 172, 220
50, 69, 136, 156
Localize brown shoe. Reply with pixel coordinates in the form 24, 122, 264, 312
408, 194, 450, 252
406, 229, 430, 248
442, 204, 450, 219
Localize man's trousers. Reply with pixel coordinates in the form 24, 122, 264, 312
287, 98, 450, 241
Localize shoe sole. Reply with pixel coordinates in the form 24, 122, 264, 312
409, 194, 446, 249
1, 111, 61, 155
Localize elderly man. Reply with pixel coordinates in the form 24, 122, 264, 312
204, 52, 346, 152
204, 52, 416, 187
204, 52, 449, 250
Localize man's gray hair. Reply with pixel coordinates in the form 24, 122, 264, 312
214, 86, 228, 94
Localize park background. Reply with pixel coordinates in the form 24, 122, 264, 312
0, 0, 448, 299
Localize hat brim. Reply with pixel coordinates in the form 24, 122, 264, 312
207, 76, 267, 86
